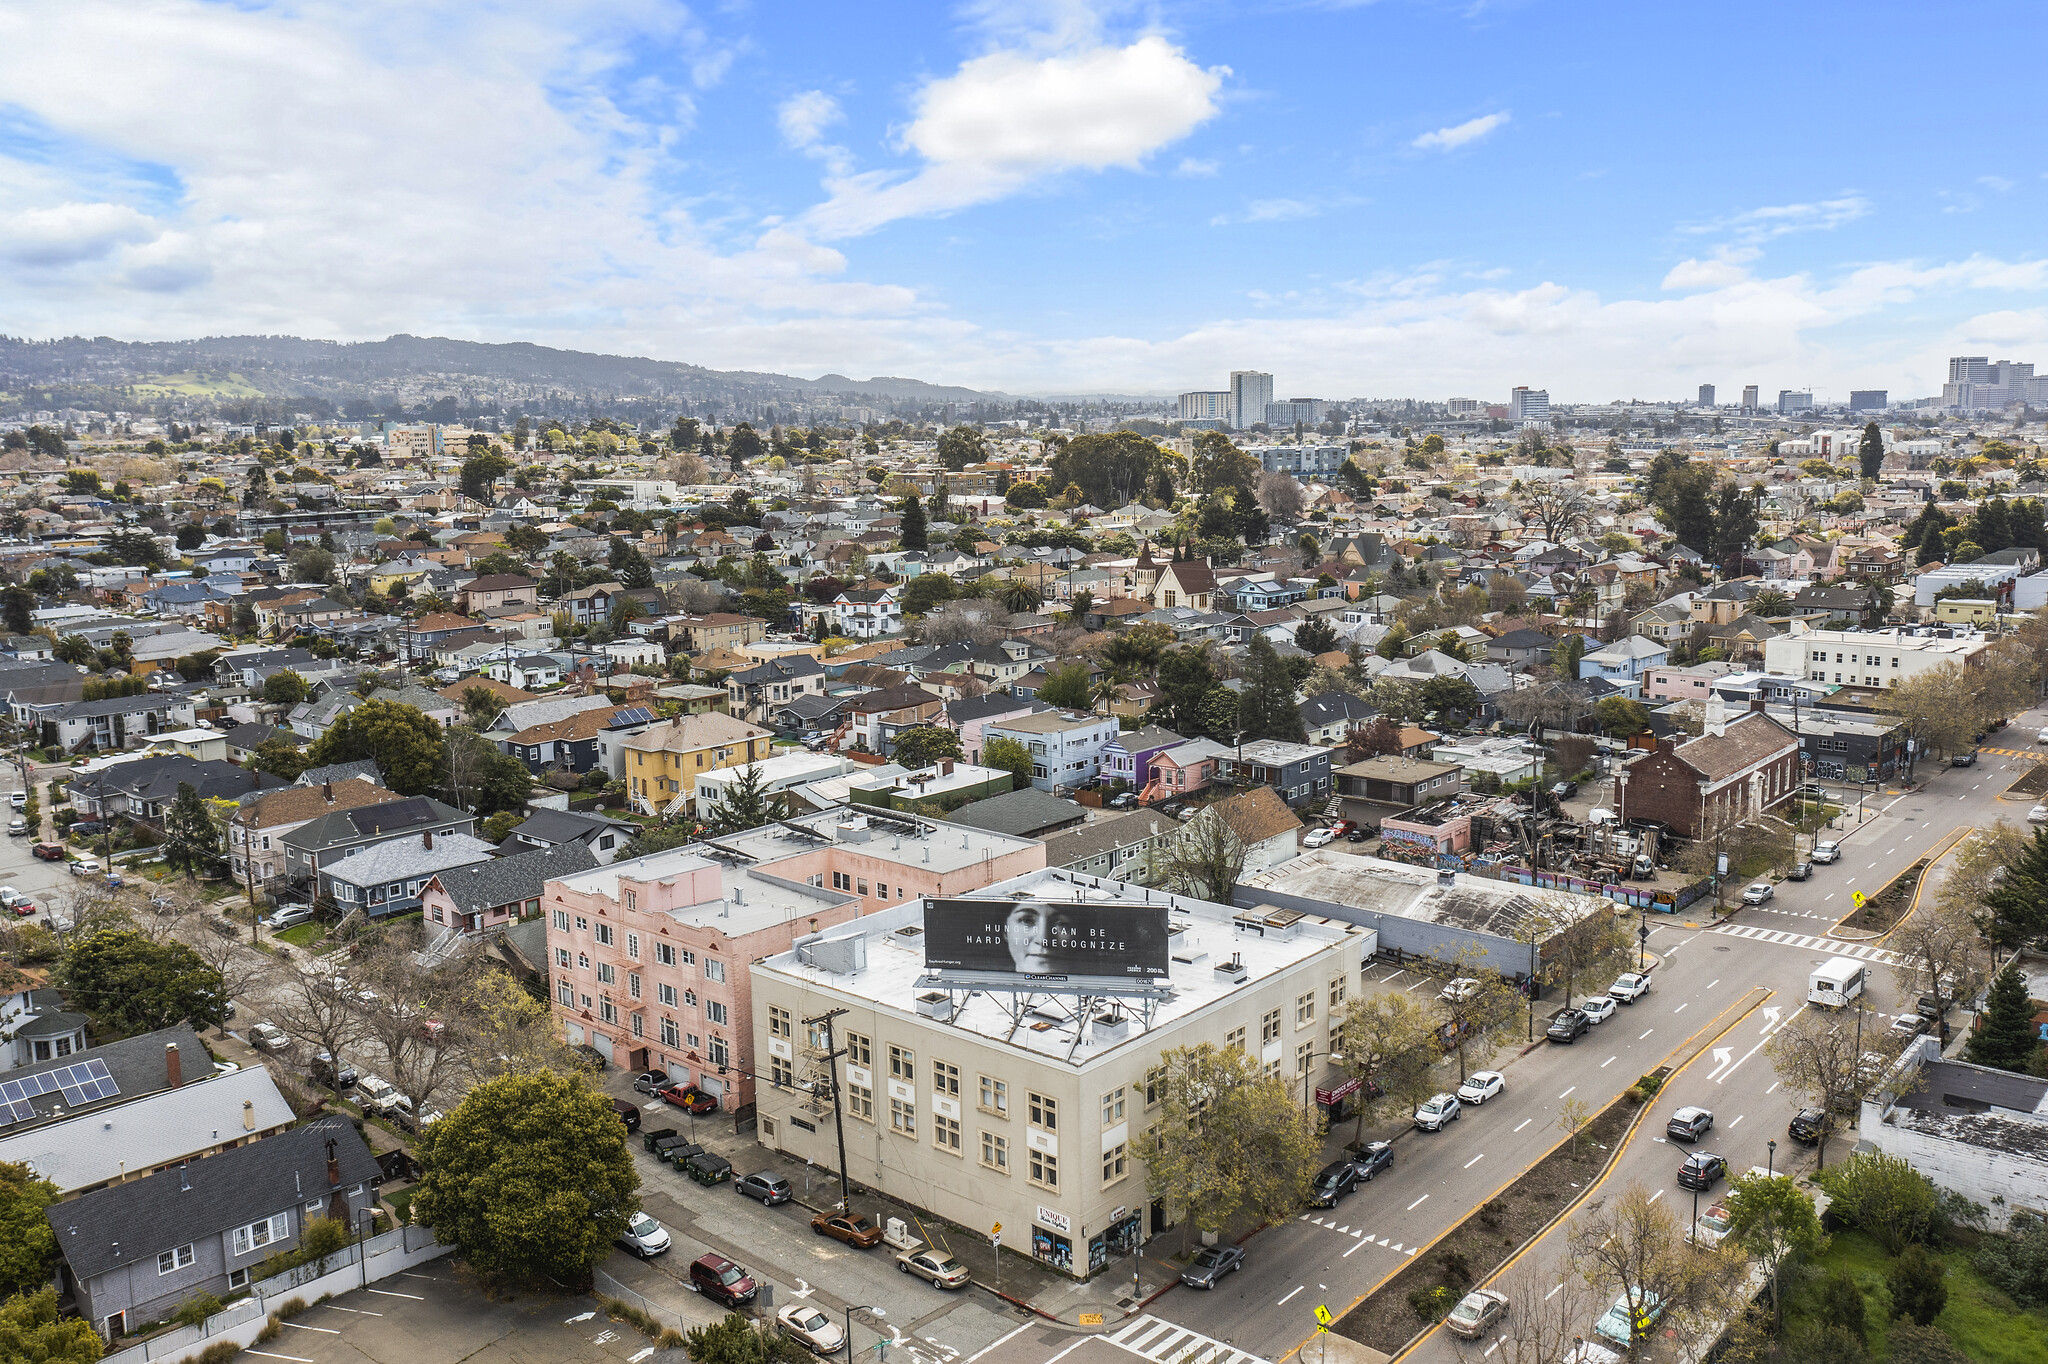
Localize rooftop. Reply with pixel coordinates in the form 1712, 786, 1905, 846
0, 1065, 297, 1194
1239, 850, 1611, 940
549, 843, 854, 937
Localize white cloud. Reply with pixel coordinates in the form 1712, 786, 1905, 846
1980, 175, 2015, 192
0, 201, 159, 268
1175, 157, 1219, 177
778, 90, 842, 150
802, 35, 1226, 238
1411, 112, 1508, 152
1210, 198, 1317, 226
1686, 195, 1871, 243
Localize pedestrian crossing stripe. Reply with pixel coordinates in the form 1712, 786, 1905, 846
1976, 747, 2038, 758
1712, 922, 1902, 965
1109, 1315, 1268, 1364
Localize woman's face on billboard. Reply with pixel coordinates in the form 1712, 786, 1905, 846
1004, 904, 1050, 973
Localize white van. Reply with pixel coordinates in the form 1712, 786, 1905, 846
1808, 956, 1866, 1008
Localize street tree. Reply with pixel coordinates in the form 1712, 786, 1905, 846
161, 782, 223, 880
178, 917, 275, 1037
0, 1162, 58, 1297
1493, 1259, 1597, 1364
462, 969, 582, 1082
1723, 1170, 1828, 1328
1130, 1042, 1323, 1254
56, 929, 223, 1035
1329, 991, 1440, 1141
414, 1070, 640, 1286
270, 971, 371, 1078
1528, 897, 1633, 1011
1889, 898, 1989, 1041
1766, 1013, 1902, 1169
353, 931, 480, 1125
1877, 662, 1979, 759
701, 764, 784, 836
1557, 1096, 1592, 1158
1160, 807, 1247, 903
1568, 1182, 1739, 1353
1432, 952, 1521, 1083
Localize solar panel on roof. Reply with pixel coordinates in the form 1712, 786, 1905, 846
608, 707, 654, 727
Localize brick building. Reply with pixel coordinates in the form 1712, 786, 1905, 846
1611, 701, 1800, 839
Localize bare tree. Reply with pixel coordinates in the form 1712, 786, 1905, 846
1557, 1096, 1592, 1158
1765, 1011, 1904, 1170
1330, 991, 1440, 1142
351, 929, 483, 1124
461, 968, 582, 1082
271, 970, 371, 1078
1522, 483, 1591, 543
178, 917, 278, 1038
1494, 1258, 1598, 1364
1254, 471, 1305, 522
1568, 1183, 1739, 1354
1432, 947, 1522, 1083
1890, 899, 1990, 1040
1160, 810, 1247, 903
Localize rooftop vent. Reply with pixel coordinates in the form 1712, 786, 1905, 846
915, 993, 954, 1022
1213, 954, 1248, 984
1091, 1009, 1131, 1044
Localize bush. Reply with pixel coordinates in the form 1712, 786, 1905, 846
1816, 1152, 1938, 1254
1974, 1209, 2048, 1306
1477, 1199, 1506, 1230
1407, 1285, 1459, 1322
256, 1315, 282, 1344
274, 1297, 308, 1321
173, 1293, 225, 1328
1886, 1322, 1970, 1364
1887, 1245, 1948, 1327
175, 1343, 242, 1364
1811, 1266, 1867, 1342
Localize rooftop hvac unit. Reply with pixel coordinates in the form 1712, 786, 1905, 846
915, 992, 954, 1022
1214, 953, 1248, 984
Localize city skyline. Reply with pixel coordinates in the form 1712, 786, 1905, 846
4, 1, 2047, 400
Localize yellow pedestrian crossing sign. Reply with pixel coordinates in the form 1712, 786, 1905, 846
1851, 891, 1867, 910
1314, 1306, 1332, 1327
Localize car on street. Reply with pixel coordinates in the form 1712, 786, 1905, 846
1951, 750, 1978, 767
690, 1253, 758, 1305
1345, 828, 1370, 842
1444, 1288, 1510, 1339
1608, 972, 1651, 1003
1787, 861, 1812, 880
1676, 1151, 1728, 1191
355, 1074, 406, 1115
31, 842, 63, 861
8, 818, 26, 837
1890, 1012, 1930, 1038
1788, 1108, 1828, 1144
68, 858, 100, 877
2039, 728, 2048, 744
1302, 827, 1335, 849
898, 1248, 972, 1289
248, 1022, 290, 1053
1345, 1140, 1393, 1181
1308, 1159, 1366, 1207
1179, 1244, 1245, 1289
1666, 1106, 1714, 1142
777, 1305, 846, 1355
1593, 1290, 1665, 1349
811, 1211, 885, 1247
1550, 780, 1579, 799
1414, 1093, 1462, 1131
2032, 804, 2048, 824
312, 1052, 356, 1089
1811, 840, 1842, 863
1457, 1071, 1506, 1106
614, 1211, 672, 1259
8, 792, 24, 810
1547, 1009, 1590, 1043
1686, 1203, 1733, 1249
633, 1070, 668, 1095
1107, 792, 1137, 810
736, 1172, 794, 1205
1580, 996, 1617, 1024
1439, 977, 1482, 1002
658, 1084, 719, 1114
610, 1098, 641, 1132
263, 904, 315, 930
1740, 882, 1775, 905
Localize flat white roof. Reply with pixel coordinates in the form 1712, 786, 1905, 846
553, 845, 850, 935
0, 1067, 296, 1193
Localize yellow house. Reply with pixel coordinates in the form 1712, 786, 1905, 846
621, 712, 775, 816
1934, 597, 1996, 625
368, 566, 431, 596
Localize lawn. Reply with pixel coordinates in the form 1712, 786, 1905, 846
275, 921, 327, 949
383, 1186, 418, 1224
1790, 1229, 2048, 1364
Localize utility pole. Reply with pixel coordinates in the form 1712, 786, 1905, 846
805, 1006, 854, 1212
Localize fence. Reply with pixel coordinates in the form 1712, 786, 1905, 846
592, 1267, 690, 1337
98, 1226, 452, 1364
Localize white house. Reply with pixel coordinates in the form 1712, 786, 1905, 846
832, 587, 901, 640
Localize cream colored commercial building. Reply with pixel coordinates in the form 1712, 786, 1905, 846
748, 868, 1374, 1279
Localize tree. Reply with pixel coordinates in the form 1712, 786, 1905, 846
1161, 808, 1247, 902
459, 685, 509, 725
1191, 431, 1261, 498
683, 1311, 816, 1364
247, 734, 308, 781
1569, 1183, 1738, 1352
890, 726, 963, 771
307, 698, 447, 796
414, 1070, 639, 1287
1130, 1043, 1323, 1253
607, 536, 654, 589
1859, 421, 1885, 480
901, 572, 956, 616
1294, 618, 1339, 656
1550, 633, 1585, 677
724, 423, 765, 470
232, 601, 258, 636
448, 726, 532, 816
0, 586, 31, 638
1811, 1265, 1868, 1344
1723, 1171, 1828, 1328
997, 579, 1041, 615
1432, 955, 1520, 1083
56, 929, 223, 1035
1344, 716, 1401, 761
285, 545, 336, 585
1966, 961, 2041, 1071
1037, 662, 1094, 711
1888, 1243, 1949, 1326
0, 1164, 58, 1298
1043, 431, 1179, 506
1256, 470, 1305, 522
1886, 1323, 1970, 1364
982, 736, 1033, 792
701, 764, 782, 836
1890, 897, 1989, 1042
898, 494, 928, 552
1877, 662, 1979, 762
936, 426, 989, 472
502, 524, 550, 557
262, 669, 309, 704
1593, 695, 1651, 738
162, 782, 223, 880
1330, 992, 1439, 1140
1557, 1096, 1592, 1158
1767, 1014, 1899, 1169
1237, 635, 1306, 743
0, 1289, 102, 1364
1710, 483, 1761, 563
462, 970, 582, 1083
1151, 647, 1216, 735
1814, 1152, 1939, 1255
1492, 1259, 1597, 1364
1982, 825, 2048, 949
1523, 482, 1591, 542
1417, 675, 1483, 721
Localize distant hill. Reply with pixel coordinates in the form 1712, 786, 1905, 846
0, 333, 1010, 415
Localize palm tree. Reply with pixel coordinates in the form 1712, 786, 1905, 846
998, 579, 1041, 614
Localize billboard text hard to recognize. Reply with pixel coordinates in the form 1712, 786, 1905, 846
923, 899, 1170, 979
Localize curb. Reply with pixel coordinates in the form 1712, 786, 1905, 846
1824, 825, 1971, 940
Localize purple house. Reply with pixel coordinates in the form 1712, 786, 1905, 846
1101, 725, 1187, 792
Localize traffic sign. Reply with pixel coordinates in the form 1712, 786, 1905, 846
991, 1223, 1001, 1236
1852, 891, 1867, 910
1314, 1306, 1333, 1327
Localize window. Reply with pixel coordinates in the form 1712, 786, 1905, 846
890, 1097, 917, 1137
683, 989, 698, 1008
626, 932, 639, 960
657, 983, 677, 1007
655, 942, 676, 967
1144, 1067, 1166, 1106
848, 1084, 875, 1122
1296, 1040, 1316, 1074
708, 1036, 729, 1068
1224, 1025, 1246, 1053
599, 998, 618, 1025
933, 1114, 962, 1153
847, 1032, 872, 1067
707, 1001, 729, 1025
231, 1213, 290, 1256
628, 971, 641, 1000
769, 1006, 791, 1039
1262, 1009, 1281, 1044
1329, 977, 1346, 1009
228, 1268, 250, 1289
1102, 1144, 1127, 1185
889, 1045, 915, 1080
555, 948, 571, 968
857, 878, 869, 896
661, 1017, 679, 1047
577, 953, 590, 969
832, 871, 852, 891
932, 1061, 959, 1097
624, 891, 636, 911
1028, 1092, 1057, 1131
158, 1244, 195, 1275
630, 1013, 644, 1038
980, 1131, 1009, 1172
704, 958, 726, 984
1101, 1086, 1125, 1126
558, 980, 573, 1006
574, 915, 588, 930
770, 1057, 795, 1089
596, 963, 615, 985
1295, 992, 1316, 1027
551, 910, 569, 932
979, 1075, 1008, 1115
1028, 1149, 1059, 1190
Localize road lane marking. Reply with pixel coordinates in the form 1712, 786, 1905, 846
1343, 1238, 1367, 1257
1673, 1003, 1688, 1013
1407, 1194, 1429, 1210
1558, 1086, 1575, 1098
1465, 1153, 1485, 1168
1730, 1115, 1744, 1127
1640, 1029, 1654, 1039
1514, 1118, 1532, 1132
1650, 1189, 1665, 1203
1277, 1286, 1303, 1306
280, 1323, 340, 1334
1768, 1082, 1780, 1094
1708, 979, 1720, 989
1600, 1056, 1616, 1067
1485, 1341, 1501, 1357
1546, 1283, 1563, 1300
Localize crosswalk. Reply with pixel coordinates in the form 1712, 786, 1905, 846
1108, 1315, 1266, 1364
1974, 746, 2038, 759
1712, 921, 1902, 966
1295, 1213, 1420, 1258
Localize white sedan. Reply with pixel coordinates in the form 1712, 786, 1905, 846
1440, 977, 1483, 1002
2038, 729, 2048, 744
1580, 996, 1618, 1024
2032, 805, 2048, 824
1456, 1071, 1506, 1106
1302, 827, 1336, 849
778, 1305, 846, 1355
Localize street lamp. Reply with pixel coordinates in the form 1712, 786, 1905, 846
844, 1305, 884, 1362
1691, 1180, 1701, 1253
1767, 1139, 1777, 1179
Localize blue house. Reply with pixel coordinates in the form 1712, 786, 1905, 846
1576, 635, 1669, 699
1222, 577, 1310, 611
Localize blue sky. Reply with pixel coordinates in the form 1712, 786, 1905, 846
3, 0, 2046, 400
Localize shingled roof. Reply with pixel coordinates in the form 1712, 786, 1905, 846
1673, 711, 1797, 781
423, 842, 599, 917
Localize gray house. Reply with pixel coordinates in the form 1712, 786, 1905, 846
280, 796, 476, 886
50, 1116, 379, 1339
318, 830, 499, 919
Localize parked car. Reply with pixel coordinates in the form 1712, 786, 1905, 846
1676, 1151, 1727, 1191
2031, 804, 2048, 824
1302, 827, 1335, 849
8, 817, 27, 837
778, 1304, 846, 1355
31, 842, 63, 861
1550, 780, 1579, 799
1178, 1244, 1245, 1289
633, 1070, 668, 1095
1414, 1093, 1462, 1131
68, 858, 100, 877
1788, 1108, 1828, 1144
248, 1022, 291, 1053
1439, 977, 1482, 1003
1329, 820, 1356, 838
1686, 1203, 1734, 1249
1345, 1140, 1393, 1181
1308, 1159, 1366, 1208
610, 1097, 642, 1132
613, 1211, 671, 1259
1740, 882, 1775, 906
263, 904, 316, 930
1444, 1288, 1510, 1340
1608, 972, 1652, 1003
312, 1052, 357, 1089
658, 1084, 719, 1114
690, 1253, 758, 1306
394, 1106, 442, 1136
1547, 1009, 1590, 1043
1951, 750, 1978, 767
1811, 840, 1842, 863
1787, 861, 1812, 881
1345, 828, 1371, 843
736, 1172, 793, 1205
1107, 792, 1138, 810
1889, 1012, 1930, 1038
1666, 1107, 1714, 1142
1593, 1290, 1665, 1349
1456, 1071, 1506, 1106
811, 1211, 885, 1247
212, 1060, 239, 1076
70, 821, 105, 838
1580, 996, 1617, 1024
356, 1075, 406, 1115
8, 791, 24, 810
898, 1248, 972, 1289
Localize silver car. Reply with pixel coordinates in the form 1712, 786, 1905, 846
777, 1305, 845, 1354
1414, 1093, 1461, 1131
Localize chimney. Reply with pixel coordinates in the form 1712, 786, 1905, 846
323, 781, 333, 802
242, 1099, 256, 1131
164, 1042, 182, 1089
423, 829, 434, 850
1657, 736, 1677, 756
1748, 696, 1765, 714
325, 1137, 341, 1189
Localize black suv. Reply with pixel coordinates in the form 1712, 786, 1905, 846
1677, 1152, 1727, 1191
1951, 751, 1978, 767
1547, 1009, 1590, 1043
1309, 1160, 1365, 1208
1550, 780, 1579, 799
1788, 1109, 1828, 1145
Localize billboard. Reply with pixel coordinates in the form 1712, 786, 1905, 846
922, 899, 1171, 980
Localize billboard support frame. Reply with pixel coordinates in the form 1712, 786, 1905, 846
914, 975, 1175, 1061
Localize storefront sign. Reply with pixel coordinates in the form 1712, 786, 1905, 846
1315, 1077, 1362, 1106
1035, 1205, 1072, 1235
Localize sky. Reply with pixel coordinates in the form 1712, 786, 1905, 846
3, 0, 2048, 402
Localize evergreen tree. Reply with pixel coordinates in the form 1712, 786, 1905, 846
1969, 497, 2013, 554
1858, 421, 1885, 480
0, 585, 32, 637
899, 493, 928, 552
1710, 483, 1761, 563
607, 536, 654, 589
1377, 620, 1410, 660
1967, 962, 2041, 1071
1237, 635, 1307, 743
1151, 647, 1216, 735
163, 781, 222, 879
1983, 829, 2048, 948
702, 764, 781, 835
725, 422, 764, 470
